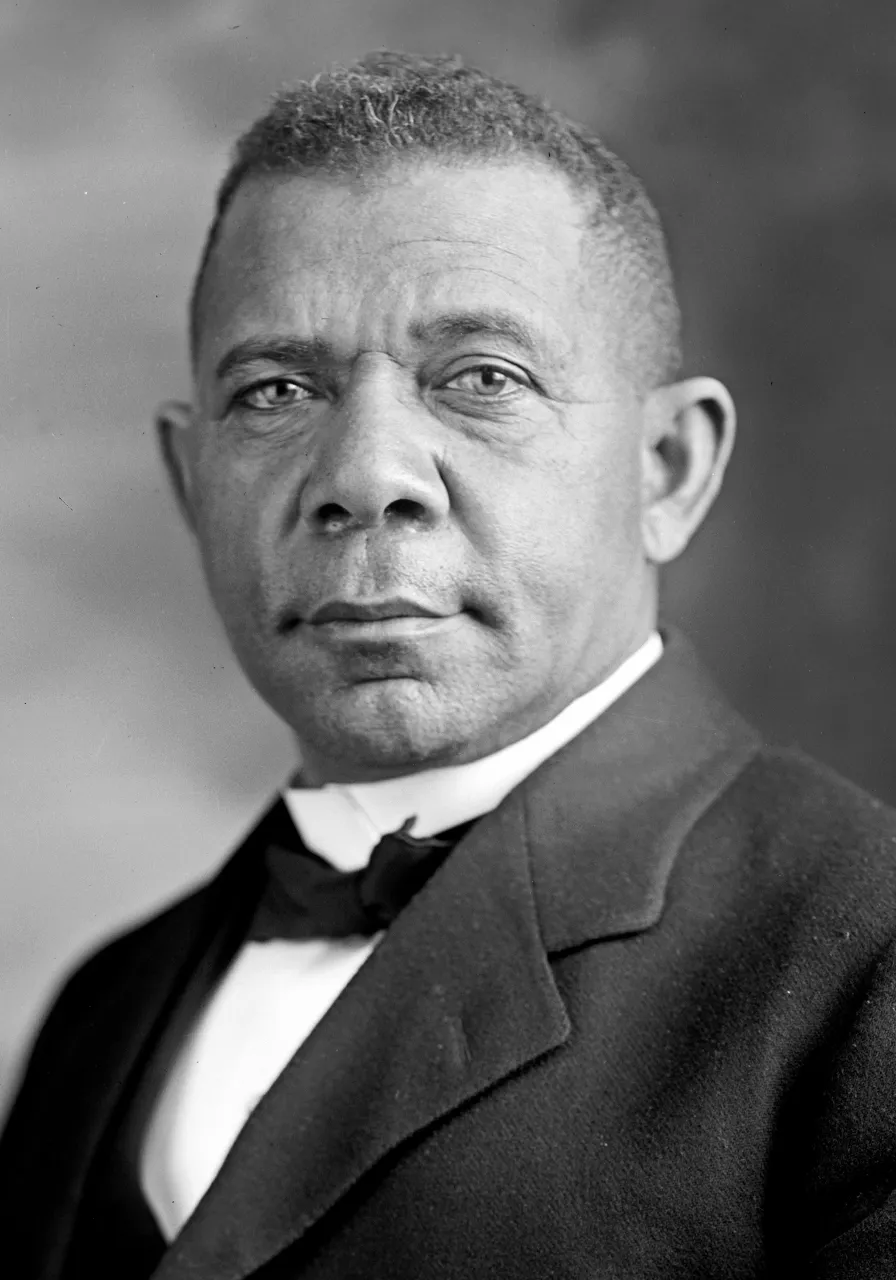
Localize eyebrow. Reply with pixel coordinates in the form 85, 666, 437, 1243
214, 336, 334, 382
408, 309, 547, 360
213, 309, 551, 383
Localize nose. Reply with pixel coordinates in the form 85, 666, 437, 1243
297, 363, 450, 536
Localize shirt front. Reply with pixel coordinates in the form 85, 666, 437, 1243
140, 631, 663, 1240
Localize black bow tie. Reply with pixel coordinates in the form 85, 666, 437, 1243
248, 804, 475, 942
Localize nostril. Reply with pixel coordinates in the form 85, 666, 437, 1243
311, 498, 427, 531
385, 498, 426, 521
315, 502, 352, 531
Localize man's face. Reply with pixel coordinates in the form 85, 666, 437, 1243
179, 159, 657, 782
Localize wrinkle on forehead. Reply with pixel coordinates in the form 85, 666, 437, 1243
222, 161, 588, 264
198, 161, 615, 389
406, 264, 555, 313
389, 236, 529, 262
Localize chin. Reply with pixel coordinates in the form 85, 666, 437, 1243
279, 677, 476, 782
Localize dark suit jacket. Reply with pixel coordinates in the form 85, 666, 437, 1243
4, 632, 896, 1278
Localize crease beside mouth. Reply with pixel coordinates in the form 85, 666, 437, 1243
276, 612, 303, 635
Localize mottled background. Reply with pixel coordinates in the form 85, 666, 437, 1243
3, 0, 896, 1104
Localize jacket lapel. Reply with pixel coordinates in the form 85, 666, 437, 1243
152, 630, 759, 1280
152, 788, 570, 1280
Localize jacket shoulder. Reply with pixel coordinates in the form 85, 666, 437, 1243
696, 743, 896, 940
7, 877, 214, 1103
61, 879, 211, 999
6, 798, 271, 1105
733, 744, 896, 854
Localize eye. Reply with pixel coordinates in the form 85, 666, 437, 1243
236, 378, 312, 411
443, 364, 529, 398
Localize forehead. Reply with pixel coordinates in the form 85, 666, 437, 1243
197, 159, 601, 374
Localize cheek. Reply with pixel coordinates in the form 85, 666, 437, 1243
192, 462, 269, 621
513, 438, 643, 593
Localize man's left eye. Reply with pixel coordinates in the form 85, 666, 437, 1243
444, 365, 527, 397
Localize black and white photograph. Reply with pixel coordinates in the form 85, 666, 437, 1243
2, 2, 896, 1275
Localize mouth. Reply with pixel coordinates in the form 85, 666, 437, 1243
310, 596, 446, 625
292, 596, 462, 644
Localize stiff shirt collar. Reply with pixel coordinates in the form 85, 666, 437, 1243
284, 631, 662, 872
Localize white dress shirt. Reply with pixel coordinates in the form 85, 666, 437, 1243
140, 632, 662, 1240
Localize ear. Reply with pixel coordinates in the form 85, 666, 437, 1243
155, 399, 199, 533
639, 376, 736, 565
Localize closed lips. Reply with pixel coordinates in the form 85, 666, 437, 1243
310, 599, 446, 624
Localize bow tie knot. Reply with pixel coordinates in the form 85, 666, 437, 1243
248, 808, 474, 942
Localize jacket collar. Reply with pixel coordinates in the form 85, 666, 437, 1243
152, 628, 758, 1280
522, 626, 759, 950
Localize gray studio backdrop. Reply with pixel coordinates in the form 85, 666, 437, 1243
3, 0, 896, 1103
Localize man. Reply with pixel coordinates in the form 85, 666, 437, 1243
2, 50, 895, 1279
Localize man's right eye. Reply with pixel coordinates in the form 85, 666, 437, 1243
236, 378, 312, 410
